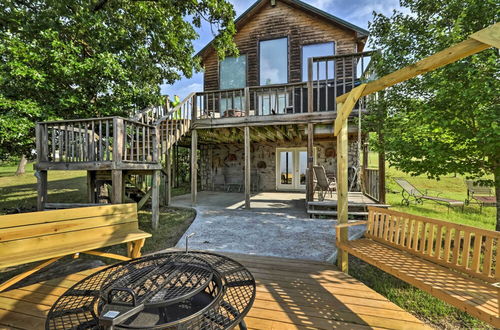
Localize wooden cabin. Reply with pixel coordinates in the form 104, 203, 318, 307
34, 0, 385, 223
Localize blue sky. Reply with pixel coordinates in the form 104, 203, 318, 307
161, 0, 404, 98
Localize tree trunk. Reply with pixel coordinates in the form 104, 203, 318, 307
495, 166, 500, 231
15, 155, 28, 176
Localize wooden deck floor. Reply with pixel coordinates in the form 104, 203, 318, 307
0, 253, 430, 329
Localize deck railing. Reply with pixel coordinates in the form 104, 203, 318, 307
308, 50, 374, 114
194, 51, 374, 120
36, 117, 158, 164
363, 168, 380, 202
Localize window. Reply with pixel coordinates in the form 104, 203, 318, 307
257, 92, 287, 115
220, 55, 246, 90
260, 38, 288, 85
302, 42, 335, 81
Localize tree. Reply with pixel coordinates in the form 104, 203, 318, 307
0, 0, 237, 170
365, 0, 500, 228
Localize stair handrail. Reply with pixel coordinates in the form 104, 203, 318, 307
153, 92, 197, 126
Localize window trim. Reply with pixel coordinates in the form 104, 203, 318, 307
218, 54, 248, 90
300, 41, 336, 82
258, 36, 289, 86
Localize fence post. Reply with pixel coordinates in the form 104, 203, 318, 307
113, 117, 124, 164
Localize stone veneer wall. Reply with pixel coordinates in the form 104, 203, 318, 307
199, 140, 360, 192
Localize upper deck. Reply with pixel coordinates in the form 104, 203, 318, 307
192, 51, 373, 129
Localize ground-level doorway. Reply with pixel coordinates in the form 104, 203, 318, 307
276, 147, 316, 191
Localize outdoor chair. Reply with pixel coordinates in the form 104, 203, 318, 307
313, 165, 336, 201
465, 180, 496, 213
394, 177, 464, 211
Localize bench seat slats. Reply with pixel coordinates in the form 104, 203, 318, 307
0, 214, 137, 242
0, 230, 151, 269
341, 239, 499, 327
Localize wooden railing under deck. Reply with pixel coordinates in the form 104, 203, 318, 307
363, 168, 380, 202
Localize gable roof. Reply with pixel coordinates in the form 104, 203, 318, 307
197, 0, 369, 60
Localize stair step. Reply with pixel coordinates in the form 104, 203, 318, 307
307, 201, 391, 208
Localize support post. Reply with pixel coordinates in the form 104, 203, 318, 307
336, 103, 349, 273
111, 170, 123, 204
87, 171, 96, 203
36, 170, 48, 211
191, 129, 198, 206
165, 148, 172, 206
306, 57, 315, 202
244, 126, 251, 209
307, 123, 314, 202
152, 170, 160, 231
378, 133, 386, 203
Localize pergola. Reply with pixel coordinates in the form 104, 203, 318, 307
335, 22, 500, 272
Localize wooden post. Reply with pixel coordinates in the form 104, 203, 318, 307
191, 129, 198, 206
306, 57, 314, 202
111, 170, 123, 204
152, 170, 160, 230
87, 171, 96, 203
378, 133, 386, 203
113, 117, 124, 164
244, 126, 251, 209
165, 148, 172, 206
307, 123, 314, 201
336, 103, 349, 273
36, 170, 48, 211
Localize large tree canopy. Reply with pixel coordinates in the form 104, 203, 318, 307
0, 0, 237, 160
366, 0, 499, 227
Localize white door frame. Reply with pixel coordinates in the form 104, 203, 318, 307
276, 147, 317, 191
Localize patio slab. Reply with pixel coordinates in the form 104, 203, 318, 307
173, 191, 365, 262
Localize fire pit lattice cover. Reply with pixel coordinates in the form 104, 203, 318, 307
46, 252, 256, 329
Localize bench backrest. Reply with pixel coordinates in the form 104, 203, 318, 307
466, 180, 493, 196
0, 203, 138, 258
366, 206, 499, 283
393, 178, 423, 197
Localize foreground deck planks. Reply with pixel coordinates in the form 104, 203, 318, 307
0, 253, 429, 330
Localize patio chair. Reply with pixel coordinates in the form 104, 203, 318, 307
465, 180, 496, 213
313, 165, 336, 201
394, 177, 464, 211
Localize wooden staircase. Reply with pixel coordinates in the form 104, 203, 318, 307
307, 192, 390, 219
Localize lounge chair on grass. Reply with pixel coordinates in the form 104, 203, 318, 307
394, 177, 464, 211
313, 165, 336, 201
465, 180, 496, 213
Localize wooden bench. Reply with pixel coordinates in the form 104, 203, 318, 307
0, 203, 151, 292
337, 206, 499, 327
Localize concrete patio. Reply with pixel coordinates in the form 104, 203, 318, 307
173, 191, 365, 262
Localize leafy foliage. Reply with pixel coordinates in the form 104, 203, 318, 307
366, 1, 499, 181
365, 0, 499, 227
0, 0, 237, 160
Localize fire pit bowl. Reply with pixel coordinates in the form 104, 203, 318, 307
46, 251, 256, 330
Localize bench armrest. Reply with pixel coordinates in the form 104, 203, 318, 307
336, 221, 368, 229
336, 221, 368, 247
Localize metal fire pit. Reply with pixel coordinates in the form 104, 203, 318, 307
46, 252, 256, 329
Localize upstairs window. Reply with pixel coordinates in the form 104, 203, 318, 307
302, 42, 335, 81
260, 37, 288, 85
220, 55, 247, 90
